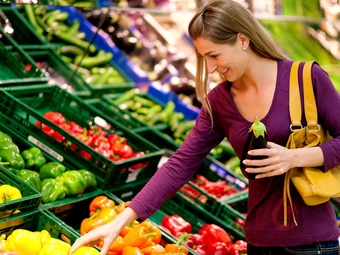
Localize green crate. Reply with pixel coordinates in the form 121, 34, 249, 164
0, 167, 42, 221
0, 32, 48, 85
0, 6, 48, 49
0, 208, 80, 244
0, 85, 164, 190
154, 190, 245, 241
222, 189, 248, 215
26, 49, 92, 97
47, 190, 196, 254
84, 97, 147, 130
160, 150, 248, 214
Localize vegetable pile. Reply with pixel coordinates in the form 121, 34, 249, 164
0, 229, 100, 255
79, 195, 190, 254
0, 130, 97, 203
35, 111, 146, 166
161, 214, 247, 255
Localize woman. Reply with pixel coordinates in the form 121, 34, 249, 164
70, 0, 340, 254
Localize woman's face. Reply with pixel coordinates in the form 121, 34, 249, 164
194, 36, 247, 82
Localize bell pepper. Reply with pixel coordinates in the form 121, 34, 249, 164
79, 169, 97, 191
161, 215, 192, 236
80, 207, 117, 235
71, 246, 101, 255
0, 142, 25, 172
120, 220, 140, 237
56, 170, 87, 197
0, 184, 22, 203
0, 131, 12, 143
123, 224, 157, 248
43, 111, 66, 126
6, 229, 42, 255
164, 243, 189, 255
206, 242, 232, 255
39, 162, 66, 180
16, 169, 42, 191
198, 224, 232, 251
140, 243, 165, 255
21, 147, 46, 170
41, 178, 66, 203
122, 246, 143, 255
229, 240, 247, 255
39, 237, 71, 255
98, 235, 125, 254
89, 195, 115, 215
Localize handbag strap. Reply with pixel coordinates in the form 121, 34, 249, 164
284, 61, 316, 227
289, 61, 318, 129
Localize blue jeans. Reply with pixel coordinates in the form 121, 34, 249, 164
247, 240, 340, 255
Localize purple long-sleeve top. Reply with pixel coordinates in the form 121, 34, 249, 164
128, 60, 340, 246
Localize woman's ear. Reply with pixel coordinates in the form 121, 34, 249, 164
238, 33, 250, 48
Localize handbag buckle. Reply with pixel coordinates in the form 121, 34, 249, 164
306, 124, 320, 132
290, 124, 303, 131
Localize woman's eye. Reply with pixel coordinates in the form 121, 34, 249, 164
209, 55, 218, 59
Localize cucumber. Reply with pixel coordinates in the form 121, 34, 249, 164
53, 30, 96, 53
240, 117, 267, 179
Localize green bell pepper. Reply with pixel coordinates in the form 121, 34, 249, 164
41, 178, 66, 203
56, 170, 87, 197
21, 147, 46, 170
0, 131, 13, 143
39, 162, 66, 180
16, 169, 42, 191
79, 169, 97, 191
0, 143, 25, 172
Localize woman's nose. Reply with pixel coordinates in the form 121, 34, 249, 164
207, 65, 217, 74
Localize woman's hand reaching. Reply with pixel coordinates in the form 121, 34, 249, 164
69, 207, 139, 255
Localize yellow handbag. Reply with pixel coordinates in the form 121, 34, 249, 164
283, 61, 340, 226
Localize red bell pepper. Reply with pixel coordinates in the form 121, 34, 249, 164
198, 224, 232, 251
229, 240, 247, 255
112, 143, 134, 159
207, 241, 232, 255
43, 111, 66, 125
161, 215, 192, 236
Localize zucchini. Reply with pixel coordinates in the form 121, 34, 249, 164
240, 117, 267, 179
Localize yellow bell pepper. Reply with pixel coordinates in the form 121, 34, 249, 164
6, 229, 41, 255
72, 246, 101, 255
0, 184, 22, 203
35, 230, 52, 247
39, 237, 71, 255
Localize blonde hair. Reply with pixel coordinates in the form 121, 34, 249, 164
188, 0, 287, 122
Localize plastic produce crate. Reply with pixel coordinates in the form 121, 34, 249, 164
47, 191, 196, 254
55, 6, 149, 84
0, 85, 164, 190
26, 49, 92, 97
0, 167, 42, 221
0, 31, 48, 86
0, 208, 79, 245
151, 190, 246, 241
160, 150, 248, 214
0, 6, 48, 49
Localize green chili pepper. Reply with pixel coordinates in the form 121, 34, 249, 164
21, 147, 46, 170
56, 170, 87, 196
79, 169, 97, 191
39, 162, 66, 180
41, 178, 66, 203
16, 169, 42, 191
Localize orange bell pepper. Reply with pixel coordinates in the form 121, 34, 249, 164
115, 201, 131, 214
80, 207, 117, 235
122, 246, 143, 255
165, 244, 189, 255
139, 221, 162, 248
120, 220, 139, 237
89, 195, 115, 216
140, 243, 165, 255
123, 225, 157, 248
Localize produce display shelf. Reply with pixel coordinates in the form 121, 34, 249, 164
0, 167, 42, 222
0, 30, 48, 86
55, 6, 150, 84
0, 84, 164, 190
0, 208, 80, 245
0, 6, 49, 49
25, 49, 92, 98
47, 190, 197, 254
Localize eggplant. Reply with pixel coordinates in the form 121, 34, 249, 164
241, 117, 268, 179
